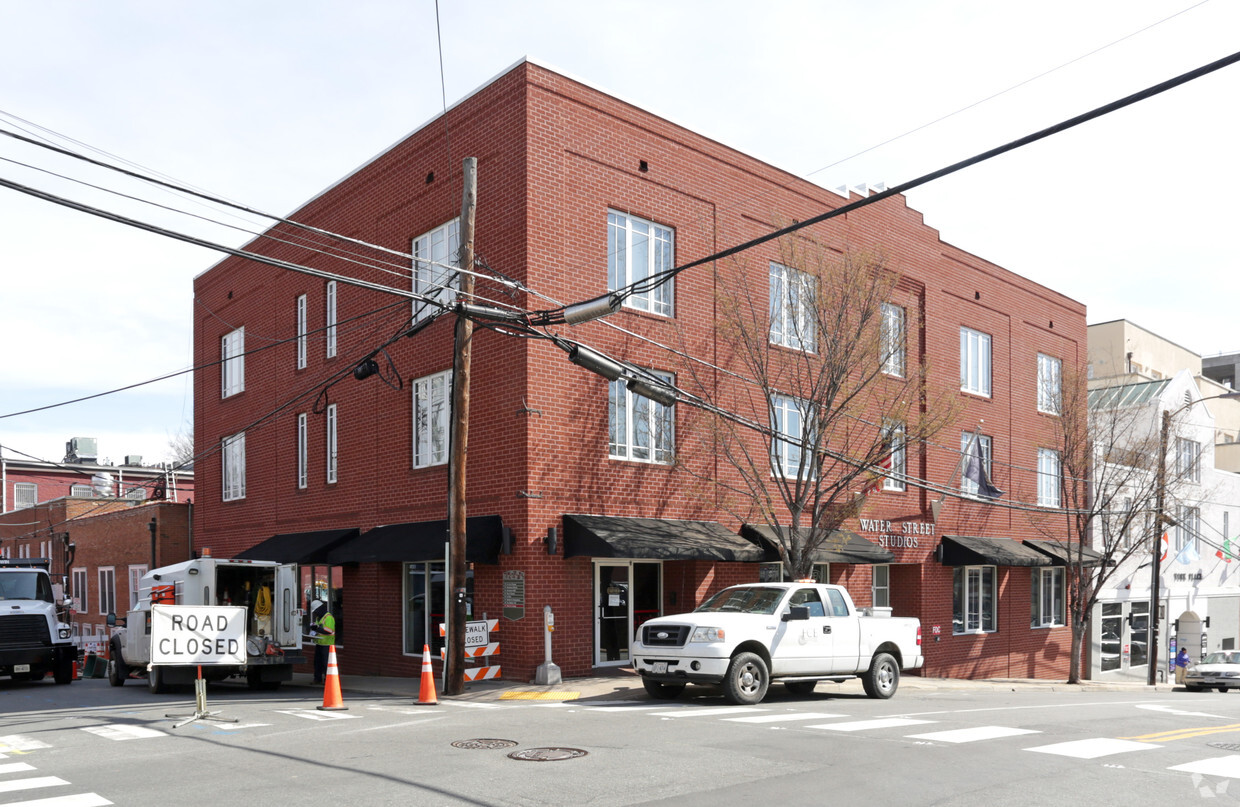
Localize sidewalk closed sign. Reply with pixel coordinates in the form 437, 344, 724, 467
151, 605, 247, 665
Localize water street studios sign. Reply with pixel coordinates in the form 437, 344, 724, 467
858, 519, 935, 551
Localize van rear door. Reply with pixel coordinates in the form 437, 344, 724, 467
275, 564, 299, 646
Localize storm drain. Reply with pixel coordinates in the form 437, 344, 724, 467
1208, 742, 1240, 752
452, 739, 519, 750
508, 747, 589, 762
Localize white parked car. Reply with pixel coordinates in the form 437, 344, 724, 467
1184, 651, 1240, 692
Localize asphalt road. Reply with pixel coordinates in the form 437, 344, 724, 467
6, 676, 1240, 806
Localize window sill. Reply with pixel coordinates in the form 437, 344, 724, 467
953, 629, 997, 637
1031, 623, 1066, 630
959, 389, 992, 401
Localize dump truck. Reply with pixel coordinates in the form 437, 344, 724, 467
0, 558, 76, 684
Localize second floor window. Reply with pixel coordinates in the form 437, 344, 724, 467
1037, 354, 1061, 414
960, 327, 991, 397
296, 294, 307, 370
221, 327, 245, 398
128, 565, 147, 610
72, 568, 87, 614
97, 567, 116, 616
413, 219, 460, 322
1177, 438, 1201, 483
1176, 505, 1201, 552
771, 394, 814, 478
222, 432, 246, 502
608, 211, 673, 317
961, 433, 994, 498
297, 413, 308, 489
413, 370, 451, 468
609, 371, 675, 464
769, 262, 816, 352
881, 303, 905, 377
882, 422, 906, 492
326, 404, 338, 484
1038, 448, 1061, 507
14, 482, 37, 509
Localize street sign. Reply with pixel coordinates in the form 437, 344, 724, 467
151, 605, 246, 665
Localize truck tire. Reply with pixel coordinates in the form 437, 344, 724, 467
862, 652, 899, 699
108, 641, 127, 687
642, 678, 686, 700
148, 665, 166, 694
723, 652, 769, 705
54, 653, 75, 685
784, 680, 817, 696
247, 668, 281, 691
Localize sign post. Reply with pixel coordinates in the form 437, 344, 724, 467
152, 604, 245, 728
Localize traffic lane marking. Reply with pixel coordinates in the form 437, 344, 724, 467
1121, 722, 1240, 743
1136, 704, 1227, 719
80, 725, 165, 741
906, 726, 1041, 744
1025, 738, 1159, 759
1169, 756, 1240, 779
725, 712, 848, 723
649, 707, 767, 718
808, 718, 934, 732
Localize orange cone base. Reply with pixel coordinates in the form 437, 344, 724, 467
416, 643, 438, 706
317, 645, 348, 711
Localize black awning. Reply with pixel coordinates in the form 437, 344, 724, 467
327, 516, 504, 565
562, 514, 764, 561
740, 524, 895, 564
235, 528, 359, 564
939, 535, 1051, 567
1023, 539, 1107, 567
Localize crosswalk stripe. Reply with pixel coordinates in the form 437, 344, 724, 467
1025, 738, 1158, 759
809, 718, 933, 732
0, 762, 36, 775
6, 794, 113, 807
650, 707, 766, 718
274, 710, 360, 721
0, 776, 69, 794
725, 713, 848, 724
907, 726, 1040, 744
80, 725, 165, 741
0, 736, 50, 753
1169, 755, 1240, 779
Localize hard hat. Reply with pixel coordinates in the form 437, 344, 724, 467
311, 600, 323, 613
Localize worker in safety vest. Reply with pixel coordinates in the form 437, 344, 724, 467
309, 600, 336, 684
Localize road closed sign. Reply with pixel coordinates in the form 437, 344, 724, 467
151, 605, 247, 665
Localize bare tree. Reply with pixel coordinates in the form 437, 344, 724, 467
166, 423, 195, 467
1030, 366, 1169, 684
680, 236, 957, 581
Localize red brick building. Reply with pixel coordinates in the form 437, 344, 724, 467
193, 59, 1086, 682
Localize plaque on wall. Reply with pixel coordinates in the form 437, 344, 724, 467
503, 570, 525, 621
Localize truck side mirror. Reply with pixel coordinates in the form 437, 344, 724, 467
782, 605, 810, 622
106, 612, 120, 627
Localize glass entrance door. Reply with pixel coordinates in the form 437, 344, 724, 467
594, 561, 661, 666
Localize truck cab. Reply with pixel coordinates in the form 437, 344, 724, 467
0, 558, 76, 684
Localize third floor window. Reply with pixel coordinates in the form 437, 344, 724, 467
608, 211, 673, 317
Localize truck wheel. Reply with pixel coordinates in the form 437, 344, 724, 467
148, 665, 166, 694
246, 668, 280, 691
784, 680, 817, 696
108, 642, 127, 687
723, 652, 769, 705
54, 653, 75, 685
642, 678, 686, 700
862, 652, 899, 699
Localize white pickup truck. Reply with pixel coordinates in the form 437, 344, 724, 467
632, 582, 922, 704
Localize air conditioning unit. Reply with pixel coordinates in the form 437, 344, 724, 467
65, 437, 98, 463
124, 455, 143, 467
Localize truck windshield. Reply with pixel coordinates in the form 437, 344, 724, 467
0, 571, 50, 602
695, 587, 784, 615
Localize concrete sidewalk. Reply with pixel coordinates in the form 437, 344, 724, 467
299, 667, 1177, 704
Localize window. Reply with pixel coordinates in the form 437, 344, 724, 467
296, 294, 307, 370
72, 568, 86, 614
953, 566, 996, 633
70, 484, 92, 498
297, 413, 308, 489
412, 219, 460, 321
14, 482, 36, 509
222, 432, 246, 501
1176, 505, 1201, 552
769, 262, 816, 352
759, 562, 829, 583
125, 487, 147, 500
128, 565, 147, 610
1129, 602, 1149, 666
413, 370, 451, 468
608, 210, 673, 317
1037, 448, 1061, 507
325, 280, 337, 358
771, 394, 814, 478
881, 303, 905, 377
872, 565, 890, 608
1031, 567, 1065, 627
960, 327, 991, 396
97, 567, 115, 616
1177, 438, 1201, 483
882, 421, 906, 492
326, 403, 338, 484
609, 371, 674, 463
1037, 354, 1061, 414
221, 327, 245, 398
960, 433, 994, 497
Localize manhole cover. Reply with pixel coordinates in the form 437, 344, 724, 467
452, 739, 518, 750
1209, 742, 1240, 752
507, 747, 589, 762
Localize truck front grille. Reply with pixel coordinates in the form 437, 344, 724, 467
641, 624, 690, 648
0, 614, 52, 647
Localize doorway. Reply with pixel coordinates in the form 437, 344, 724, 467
594, 561, 661, 666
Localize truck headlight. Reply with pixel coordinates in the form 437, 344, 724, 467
58, 628, 72, 639
690, 627, 725, 643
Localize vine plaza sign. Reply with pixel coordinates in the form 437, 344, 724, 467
858, 519, 935, 550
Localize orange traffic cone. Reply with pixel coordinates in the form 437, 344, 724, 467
416, 644, 438, 705
317, 645, 347, 711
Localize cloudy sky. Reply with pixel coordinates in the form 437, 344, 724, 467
1, 0, 1236, 467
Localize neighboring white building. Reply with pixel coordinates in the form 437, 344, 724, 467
1088, 369, 1240, 682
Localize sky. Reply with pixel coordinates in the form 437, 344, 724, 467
1, 0, 1237, 468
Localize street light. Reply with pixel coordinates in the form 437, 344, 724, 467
1148, 389, 1240, 685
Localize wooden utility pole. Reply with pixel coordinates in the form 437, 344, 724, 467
445, 157, 476, 696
